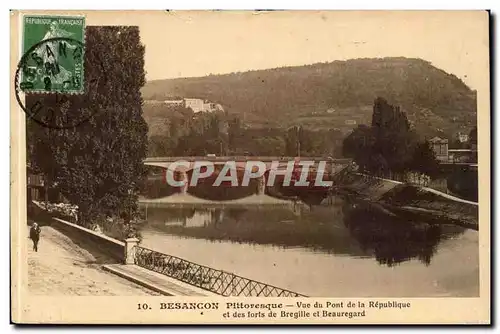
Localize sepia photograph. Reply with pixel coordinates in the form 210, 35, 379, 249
10, 10, 490, 324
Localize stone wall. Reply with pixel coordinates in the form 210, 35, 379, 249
50, 217, 125, 262
339, 173, 402, 201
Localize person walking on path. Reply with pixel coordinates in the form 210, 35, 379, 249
29, 222, 41, 252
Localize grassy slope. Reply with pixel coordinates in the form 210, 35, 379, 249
379, 185, 478, 225
339, 174, 478, 229
142, 57, 477, 138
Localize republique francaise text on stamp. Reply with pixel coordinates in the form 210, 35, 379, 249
20, 15, 85, 94
15, 15, 110, 129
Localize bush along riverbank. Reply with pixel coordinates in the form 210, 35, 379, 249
29, 200, 145, 242
335, 173, 478, 231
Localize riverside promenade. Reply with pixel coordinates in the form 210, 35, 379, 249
26, 221, 216, 296
26, 224, 159, 296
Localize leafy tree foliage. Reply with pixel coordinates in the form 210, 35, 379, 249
342, 124, 376, 170
469, 126, 477, 147
285, 126, 301, 156
27, 26, 148, 228
146, 107, 344, 157
371, 97, 419, 173
342, 97, 438, 177
408, 141, 440, 177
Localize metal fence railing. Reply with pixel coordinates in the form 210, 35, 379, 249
134, 246, 306, 297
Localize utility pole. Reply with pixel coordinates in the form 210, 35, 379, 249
45, 128, 52, 204
296, 126, 301, 158
287, 125, 302, 158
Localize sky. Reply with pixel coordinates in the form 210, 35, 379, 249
89, 10, 489, 90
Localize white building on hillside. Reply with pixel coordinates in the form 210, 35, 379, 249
204, 102, 224, 113
183, 98, 224, 113
164, 99, 184, 106
184, 98, 205, 113
162, 97, 224, 113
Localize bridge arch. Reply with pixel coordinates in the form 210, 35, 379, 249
143, 157, 353, 202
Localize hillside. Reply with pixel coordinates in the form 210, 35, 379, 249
142, 57, 477, 140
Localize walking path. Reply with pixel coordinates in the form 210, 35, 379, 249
102, 264, 217, 296
27, 224, 159, 296
422, 186, 478, 206
356, 173, 478, 206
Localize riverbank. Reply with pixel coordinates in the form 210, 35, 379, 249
26, 223, 159, 296
337, 173, 479, 230
139, 193, 304, 209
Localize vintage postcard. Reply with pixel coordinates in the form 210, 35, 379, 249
10, 10, 490, 324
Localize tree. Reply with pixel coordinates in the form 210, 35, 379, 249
451, 139, 468, 149
254, 136, 286, 156
342, 98, 419, 175
371, 97, 418, 173
469, 126, 477, 147
364, 153, 389, 175
285, 126, 310, 156
26, 26, 148, 229
228, 116, 242, 151
408, 141, 440, 177
342, 125, 375, 171
148, 135, 172, 157
27, 119, 57, 203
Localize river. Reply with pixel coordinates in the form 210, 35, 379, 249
137, 196, 479, 297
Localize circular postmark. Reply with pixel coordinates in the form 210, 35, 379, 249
15, 37, 109, 129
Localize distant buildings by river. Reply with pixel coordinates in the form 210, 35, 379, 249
429, 136, 477, 164
159, 98, 224, 113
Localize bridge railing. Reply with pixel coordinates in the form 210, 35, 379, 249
144, 156, 353, 164
134, 246, 306, 297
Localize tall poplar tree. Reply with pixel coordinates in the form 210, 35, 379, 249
27, 26, 148, 229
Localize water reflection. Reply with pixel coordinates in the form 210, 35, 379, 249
341, 201, 466, 267
142, 173, 260, 201
142, 173, 329, 202
140, 197, 466, 267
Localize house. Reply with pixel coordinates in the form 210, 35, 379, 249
456, 132, 469, 143
448, 149, 477, 163
183, 98, 224, 113
164, 99, 184, 106
26, 164, 64, 203
429, 136, 449, 162
203, 102, 224, 113
183, 98, 205, 113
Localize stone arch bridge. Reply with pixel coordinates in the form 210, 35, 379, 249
143, 156, 353, 196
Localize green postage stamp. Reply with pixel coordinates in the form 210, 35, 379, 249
20, 15, 85, 93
